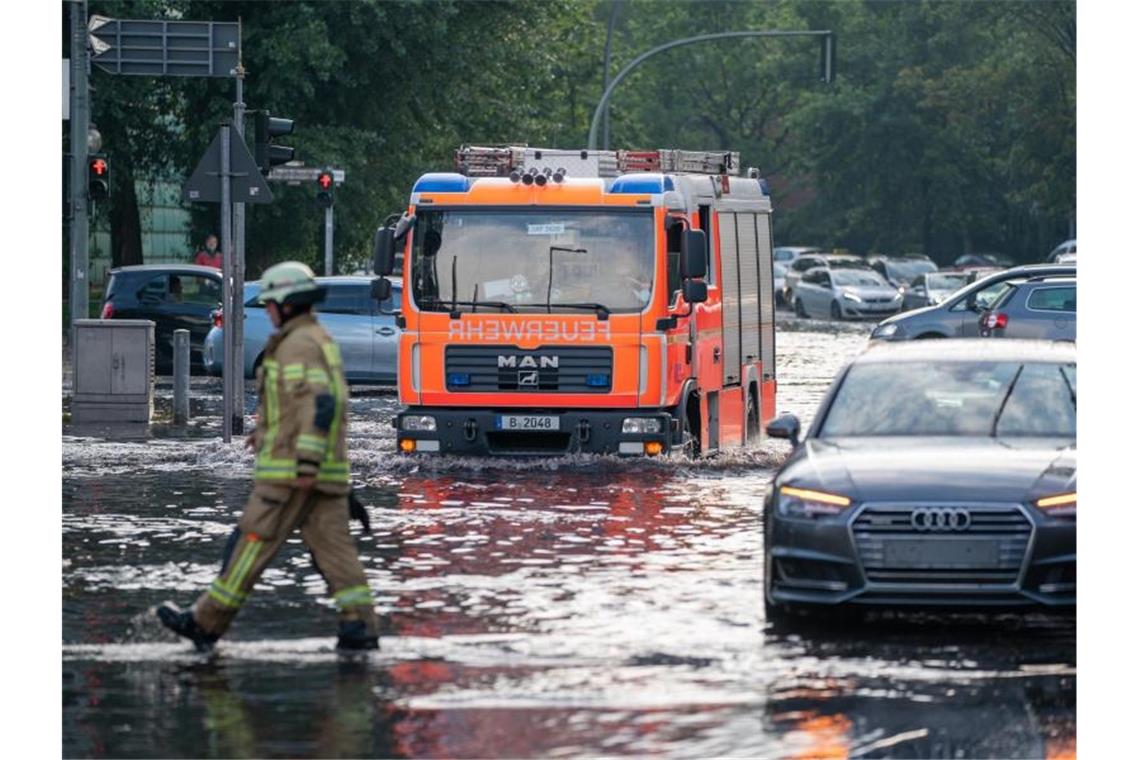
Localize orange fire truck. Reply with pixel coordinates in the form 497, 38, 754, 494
371, 146, 776, 456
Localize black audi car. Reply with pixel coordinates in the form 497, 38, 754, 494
763, 339, 1075, 619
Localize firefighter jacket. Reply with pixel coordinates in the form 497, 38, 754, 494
252, 313, 351, 493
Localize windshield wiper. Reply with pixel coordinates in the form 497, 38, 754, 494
425, 298, 517, 313
989, 365, 1024, 436
527, 301, 611, 319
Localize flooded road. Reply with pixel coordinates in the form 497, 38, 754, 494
62, 317, 1075, 758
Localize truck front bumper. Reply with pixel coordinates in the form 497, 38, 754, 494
394, 407, 677, 457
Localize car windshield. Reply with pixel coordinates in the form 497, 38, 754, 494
409, 209, 655, 313
928, 273, 969, 290
820, 360, 1076, 437
833, 270, 888, 287
886, 259, 937, 281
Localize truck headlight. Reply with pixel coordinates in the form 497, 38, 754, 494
401, 415, 437, 432
776, 485, 852, 518
622, 417, 662, 434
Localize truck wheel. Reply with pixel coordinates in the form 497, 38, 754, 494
745, 387, 760, 444
830, 301, 843, 321
680, 397, 701, 459
794, 298, 808, 318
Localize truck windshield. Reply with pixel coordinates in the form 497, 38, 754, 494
409, 209, 655, 313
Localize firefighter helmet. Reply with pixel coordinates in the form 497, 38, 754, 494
257, 261, 326, 305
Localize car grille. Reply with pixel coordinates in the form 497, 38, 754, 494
853, 504, 1031, 586
445, 346, 613, 393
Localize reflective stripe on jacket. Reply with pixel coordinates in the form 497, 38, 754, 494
253, 313, 351, 493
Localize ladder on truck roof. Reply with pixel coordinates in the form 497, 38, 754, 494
454, 145, 742, 179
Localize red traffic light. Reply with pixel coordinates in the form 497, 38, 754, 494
317, 172, 333, 190
90, 158, 108, 176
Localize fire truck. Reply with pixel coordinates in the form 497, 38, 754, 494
371, 145, 777, 456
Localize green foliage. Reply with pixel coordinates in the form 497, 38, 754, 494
82, 0, 1075, 272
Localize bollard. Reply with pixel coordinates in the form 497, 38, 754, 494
173, 329, 190, 424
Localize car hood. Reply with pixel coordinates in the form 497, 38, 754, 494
778, 437, 1076, 503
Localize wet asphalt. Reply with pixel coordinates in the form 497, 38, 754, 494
61, 315, 1075, 759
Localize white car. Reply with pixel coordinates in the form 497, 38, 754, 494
1045, 239, 1076, 263
792, 267, 903, 320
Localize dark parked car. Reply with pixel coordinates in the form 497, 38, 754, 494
763, 339, 1076, 620
953, 252, 1016, 269
870, 264, 1076, 341
100, 264, 223, 373
979, 276, 1075, 341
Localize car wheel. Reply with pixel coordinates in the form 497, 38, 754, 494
794, 298, 808, 318
830, 300, 843, 321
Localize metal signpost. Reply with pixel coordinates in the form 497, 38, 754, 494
79, 11, 255, 440
184, 126, 272, 440
267, 166, 346, 276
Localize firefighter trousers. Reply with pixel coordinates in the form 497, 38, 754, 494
193, 482, 379, 637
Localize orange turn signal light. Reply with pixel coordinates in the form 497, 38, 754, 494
399, 439, 417, 453
1036, 492, 1076, 510
779, 486, 852, 507
644, 441, 664, 456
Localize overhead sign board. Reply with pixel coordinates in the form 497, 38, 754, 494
268, 166, 346, 184
183, 125, 273, 204
89, 16, 240, 78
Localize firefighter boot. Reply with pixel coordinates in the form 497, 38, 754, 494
157, 601, 220, 652
336, 620, 379, 652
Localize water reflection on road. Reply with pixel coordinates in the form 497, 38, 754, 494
62, 317, 1075, 758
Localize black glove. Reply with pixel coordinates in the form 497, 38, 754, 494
348, 491, 371, 534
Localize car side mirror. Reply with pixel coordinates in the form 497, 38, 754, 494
370, 277, 392, 303
373, 228, 396, 276
682, 279, 708, 304
681, 229, 707, 279
766, 413, 801, 445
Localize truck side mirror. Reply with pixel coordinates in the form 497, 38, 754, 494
373, 228, 396, 276
681, 229, 707, 279
370, 277, 392, 303
682, 279, 708, 304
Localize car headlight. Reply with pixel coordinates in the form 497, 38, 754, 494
891, 291, 903, 301
841, 291, 863, 303
776, 485, 852, 519
401, 415, 437, 432
871, 322, 900, 339
1035, 492, 1076, 518
622, 417, 662, 434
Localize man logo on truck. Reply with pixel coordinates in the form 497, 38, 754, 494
498, 355, 559, 369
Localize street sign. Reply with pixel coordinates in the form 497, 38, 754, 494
267, 165, 346, 184
183, 125, 273, 204
88, 16, 240, 78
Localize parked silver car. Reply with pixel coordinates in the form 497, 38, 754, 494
979, 275, 1075, 341
783, 253, 870, 304
867, 254, 937, 288
792, 267, 903, 320
901, 271, 971, 311
773, 245, 824, 265
871, 264, 1075, 341
204, 276, 401, 384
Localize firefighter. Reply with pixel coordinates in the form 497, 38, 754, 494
156, 261, 380, 652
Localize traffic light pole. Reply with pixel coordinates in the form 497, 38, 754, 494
230, 68, 246, 436
69, 0, 90, 328
324, 206, 334, 276
219, 124, 234, 444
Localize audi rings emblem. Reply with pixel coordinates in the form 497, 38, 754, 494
910, 507, 971, 532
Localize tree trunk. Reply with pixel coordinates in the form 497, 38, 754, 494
110, 168, 143, 267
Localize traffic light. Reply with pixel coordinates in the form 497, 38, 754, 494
316, 168, 335, 208
88, 154, 110, 201
254, 110, 295, 175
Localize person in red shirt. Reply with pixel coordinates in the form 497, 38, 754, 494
194, 234, 223, 269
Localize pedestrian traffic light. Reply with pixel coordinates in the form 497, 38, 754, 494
88, 154, 110, 201
316, 168, 335, 208
254, 110, 295, 175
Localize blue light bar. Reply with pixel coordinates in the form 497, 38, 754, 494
447, 372, 471, 387
412, 173, 472, 193
610, 173, 675, 195
585, 373, 610, 388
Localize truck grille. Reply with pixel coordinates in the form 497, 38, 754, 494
853, 504, 1031, 586
445, 346, 613, 393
